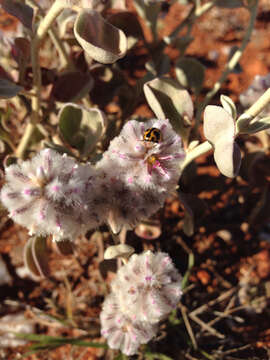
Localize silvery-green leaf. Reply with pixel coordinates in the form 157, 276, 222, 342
175, 57, 205, 94
0, 79, 23, 99
204, 105, 241, 177
144, 77, 194, 141
220, 95, 237, 120
74, 10, 127, 64
214, 138, 241, 178
108, 11, 144, 50
145, 54, 170, 77
1, 0, 33, 30
236, 112, 253, 133
31, 236, 50, 277
133, 0, 160, 34
204, 105, 235, 145
58, 103, 106, 156
23, 237, 42, 280
238, 116, 270, 134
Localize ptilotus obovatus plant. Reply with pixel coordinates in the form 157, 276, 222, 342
100, 249, 182, 356
0, 118, 185, 241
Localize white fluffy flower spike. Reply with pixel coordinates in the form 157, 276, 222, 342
100, 294, 158, 356
99, 119, 185, 193
97, 119, 185, 233
100, 251, 182, 355
0, 149, 99, 241
111, 250, 182, 323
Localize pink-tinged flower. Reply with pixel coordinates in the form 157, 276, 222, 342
0, 149, 99, 241
98, 119, 185, 193
111, 251, 182, 324
100, 293, 157, 356
94, 168, 163, 233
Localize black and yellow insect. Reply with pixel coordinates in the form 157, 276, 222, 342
143, 127, 162, 143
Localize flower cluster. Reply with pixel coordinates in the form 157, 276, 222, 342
0, 119, 185, 240
0, 149, 100, 241
100, 251, 182, 355
97, 119, 185, 232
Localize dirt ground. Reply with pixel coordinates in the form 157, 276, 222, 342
1, 1, 270, 359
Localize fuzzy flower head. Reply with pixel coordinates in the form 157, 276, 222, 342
0, 149, 99, 241
99, 119, 185, 193
100, 293, 157, 356
111, 250, 182, 324
95, 169, 164, 233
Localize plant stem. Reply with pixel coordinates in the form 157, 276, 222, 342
195, 0, 259, 127
181, 141, 212, 171
16, 1, 66, 159
27, 0, 74, 69
36, 1, 66, 42
244, 87, 270, 118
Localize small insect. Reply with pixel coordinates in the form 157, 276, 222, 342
143, 128, 162, 143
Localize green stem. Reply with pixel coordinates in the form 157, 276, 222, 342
27, 0, 73, 69
16, 1, 66, 159
244, 87, 270, 119
195, 0, 259, 128
181, 141, 212, 171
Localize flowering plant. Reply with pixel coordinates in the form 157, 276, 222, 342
0, 0, 270, 358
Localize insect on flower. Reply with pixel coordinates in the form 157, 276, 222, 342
143, 127, 162, 143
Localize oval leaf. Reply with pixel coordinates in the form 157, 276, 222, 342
23, 237, 42, 280
204, 105, 235, 145
31, 236, 50, 277
214, 138, 241, 178
220, 94, 237, 120
58, 103, 106, 156
0, 78, 23, 99
108, 11, 144, 50
175, 57, 205, 94
143, 77, 194, 142
74, 10, 127, 64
